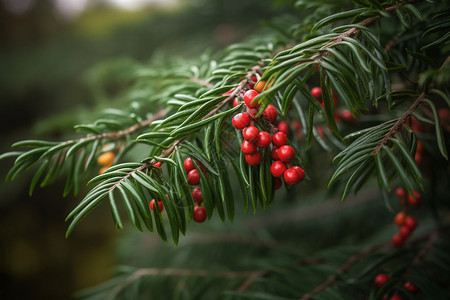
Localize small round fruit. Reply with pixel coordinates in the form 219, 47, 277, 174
254, 80, 269, 93
271, 147, 280, 160
273, 177, 282, 190
405, 216, 417, 230
154, 161, 162, 168
390, 294, 402, 300
403, 282, 419, 293
277, 121, 289, 135
150, 199, 164, 212
232, 113, 250, 130
262, 104, 277, 121
243, 126, 259, 142
292, 120, 301, 132
256, 131, 271, 148
187, 169, 201, 185
272, 132, 288, 147
400, 226, 411, 239
392, 233, 404, 247
340, 109, 355, 121
278, 145, 295, 162
193, 206, 207, 223
311, 87, 322, 101
271, 161, 287, 178
291, 166, 305, 183
394, 211, 406, 227
374, 273, 389, 288
284, 168, 301, 185
192, 187, 203, 204
241, 140, 257, 155
97, 151, 115, 166
243, 89, 260, 108
407, 190, 422, 207
245, 151, 262, 166
184, 157, 195, 173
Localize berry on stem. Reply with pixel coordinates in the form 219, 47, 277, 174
374, 273, 389, 288
184, 157, 195, 173
291, 166, 305, 183
241, 140, 257, 155
273, 177, 282, 190
390, 294, 402, 300
256, 131, 271, 148
97, 151, 115, 166
271, 147, 280, 160
150, 199, 164, 212
270, 161, 287, 178
407, 190, 422, 207
254, 80, 270, 93
272, 132, 287, 147
187, 169, 201, 185
232, 113, 250, 130
278, 145, 295, 162
262, 104, 277, 121
392, 233, 404, 247
243, 126, 259, 142
394, 211, 406, 227
284, 168, 301, 185
400, 226, 411, 239
243, 89, 259, 108
154, 161, 162, 168
245, 151, 261, 166
277, 121, 289, 135
193, 206, 207, 223
192, 187, 203, 204
311, 87, 322, 101
405, 216, 417, 230
403, 282, 419, 293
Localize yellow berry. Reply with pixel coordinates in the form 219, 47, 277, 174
97, 151, 115, 166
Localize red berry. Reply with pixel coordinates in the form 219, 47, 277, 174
405, 216, 417, 230
222, 89, 234, 96
271, 147, 280, 160
241, 140, 257, 154
392, 233, 404, 247
262, 104, 277, 121
245, 151, 261, 166
243, 126, 259, 142
246, 107, 260, 120
395, 187, 407, 205
150, 199, 164, 212
233, 97, 239, 107
187, 169, 201, 185
292, 120, 301, 132
271, 161, 287, 178
340, 109, 355, 121
390, 294, 402, 300
184, 158, 195, 173
243, 89, 260, 108
374, 273, 389, 288
278, 145, 295, 162
403, 282, 419, 293
317, 125, 325, 137
311, 87, 322, 101
232, 113, 250, 130
284, 168, 301, 185
394, 211, 406, 227
277, 121, 289, 135
192, 187, 203, 204
154, 161, 162, 168
273, 177, 282, 190
291, 166, 305, 183
272, 132, 287, 147
407, 190, 422, 207
193, 206, 207, 223
400, 225, 411, 239
256, 131, 271, 148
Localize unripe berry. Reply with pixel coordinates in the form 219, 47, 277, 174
278, 145, 295, 162
270, 161, 287, 178
241, 140, 257, 155
243, 89, 259, 108
243, 126, 259, 142
232, 113, 250, 130
271, 147, 280, 160
184, 157, 195, 173
394, 211, 406, 227
403, 282, 419, 293
311, 87, 322, 101
374, 273, 389, 288
272, 132, 287, 147
277, 121, 289, 135
97, 151, 115, 166
256, 131, 271, 148
400, 225, 411, 239
273, 177, 282, 190
254, 80, 270, 93
150, 199, 164, 212
192, 187, 203, 204
405, 216, 417, 230
262, 104, 277, 121
193, 206, 207, 223
284, 168, 301, 185
187, 169, 201, 185
245, 151, 261, 166
291, 166, 305, 183
392, 233, 404, 247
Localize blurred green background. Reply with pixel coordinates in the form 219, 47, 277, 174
0, 0, 292, 298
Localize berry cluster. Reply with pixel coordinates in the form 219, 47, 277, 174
392, 211, 417, 247
184, 157, 207, 223
374, 273, 419, 299
231, 86, 305, 187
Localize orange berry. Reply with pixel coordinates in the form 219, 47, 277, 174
97, 151, 116, 166
254, 80, 270, 93
394, 211, 406, 227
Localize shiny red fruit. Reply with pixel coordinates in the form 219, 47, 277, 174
407, 190, 422, 207
291, 166, 305, 183
374, 273, 389, 288
400, 226, 411, 239
277, 121, 289, 135
150, 199, 164, 212
192, 187, 203, 204
272, 132, 287, 147
405, 216, 417, 230
241, 140, 257, 155
256, 131, 271, 148
394, 211, 406, 227
340, 109, 355, 121
273, 177, 282, 190
184, 157, 195, 173
193, 206, 207, 223
245, 151, 261, 166
232, 113, 250, 130
278, 145, 295, 162
284, 168, 301, 185
271, 147, 280, 160
403, 282, 419, 293
392, 233, 404, 247
154, 161, 162, 168
270, 161, 287, 178
243, 89, 260, 108
262, 104, 277, 121
243, 126, 259, 142
187, 169, 201, 185
311, 87, 322, 101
